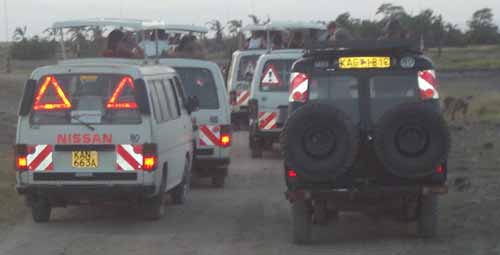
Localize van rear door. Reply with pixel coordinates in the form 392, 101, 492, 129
19, 74, 151, 183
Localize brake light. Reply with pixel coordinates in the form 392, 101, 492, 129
436, 164, 444, 174
106, 76, 138, 109
289, 72, 309, 103
418, 70, 439, 100
220, 125, 232, 148
33, 76, 72, 111
15, 144, 28, 171
142, 143, 158, 171
287, 169, 298, 178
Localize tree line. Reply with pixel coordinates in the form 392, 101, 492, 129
7, 4, 500, 60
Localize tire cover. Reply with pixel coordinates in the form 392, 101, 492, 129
281, 103, 359, 179
374, 103, 450, 178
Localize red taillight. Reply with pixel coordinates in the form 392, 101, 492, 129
289, 72, 309, 103
418, 70, 439, 100
142, 143, 158, 171
15, 145, 28, 171
220, 125, 232, 148
106, 76, 138, 110
287, 169, 298, 178
33, 76, 72, 111
436, 164, 444, 174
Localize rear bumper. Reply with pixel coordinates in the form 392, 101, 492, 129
194, 158, 230, 169
17, 184, 155, 196
286, 185, 448, 202
256, 129, 282, 137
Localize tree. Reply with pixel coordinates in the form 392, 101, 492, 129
248, 14, 270, 25
207, 20, 225, 50
12, 26, 28, 42
227, 20, 243, 37
467, 8, 499, 44
376, 3, 406, 20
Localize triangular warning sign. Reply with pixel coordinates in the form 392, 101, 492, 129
33, 76, 72, 111
261, 65, 283, 86
106, 76, 138, 109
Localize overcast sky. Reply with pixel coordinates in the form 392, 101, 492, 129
0, 0, 499, 41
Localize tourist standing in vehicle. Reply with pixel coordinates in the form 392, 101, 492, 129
102, 29, 144, 58
140, 30, 169, 57
289, 31, 305, 48
324, 21, 354, 42
248, 31, 265, 49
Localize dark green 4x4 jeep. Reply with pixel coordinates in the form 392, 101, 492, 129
281, 40, 450, 244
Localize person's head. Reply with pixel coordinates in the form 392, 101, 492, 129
327, 21, 337, 34
107, 29, 125, 50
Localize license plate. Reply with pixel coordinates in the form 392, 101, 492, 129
339, 57, 391, 69
72, 151, 99, 168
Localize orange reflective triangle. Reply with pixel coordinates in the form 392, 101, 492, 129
106, 76, 138, 109
33, 76, 72, 111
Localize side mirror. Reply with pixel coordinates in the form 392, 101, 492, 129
248, 99, 258, 119
186, 96, 200, 114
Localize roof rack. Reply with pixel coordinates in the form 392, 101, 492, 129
305, 39, 422, 56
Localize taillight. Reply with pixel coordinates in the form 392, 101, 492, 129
289, 72, 309, 103
436, 164, 444, 174
15, 144, 29, 171
287, 169, 298, 178
418, 70, 439, 100
106, 76, 138, 109
142, 143, 158, 171
220, 125, 232, 148
33, 76, 72, 111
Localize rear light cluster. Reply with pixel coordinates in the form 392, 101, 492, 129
289, 72, 309, 103
142, 143, 158, 171
106, 76, 138, 110
418, 70, 439, 100
15, 144, 29, 171
219, 125, 232, 148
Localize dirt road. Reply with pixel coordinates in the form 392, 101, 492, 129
0, 129, 499, 255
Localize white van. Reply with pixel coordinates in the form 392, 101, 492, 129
160, 58, 232, 187
248, 50, 304, 157
14, 19, 197, 222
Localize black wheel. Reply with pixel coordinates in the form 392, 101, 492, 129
418, 194, 439, 238
374, 103, 450, 178
250, 127, 263, 158
281, 103, 359, 180
292, 200, 312, 245
32, 198, 51, 223
212, 175, 226, 188
172, 160, 191, 205
142, 194, 165, 220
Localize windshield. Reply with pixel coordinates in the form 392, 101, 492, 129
175, 67, 219, 109
30, 74, 141, 125
259, 59, 295, 92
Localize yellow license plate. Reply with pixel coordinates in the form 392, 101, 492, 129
72, 151, 99, 168
339, 57, 391, 69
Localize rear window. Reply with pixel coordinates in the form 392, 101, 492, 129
235, 55, 260, 90
175, 68, 219, 109
369, 75, 417, 98
30, 74, 141, 125
309, 75, 359, 100
259, 59, 295, 92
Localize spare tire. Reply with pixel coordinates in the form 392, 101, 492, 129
374, 103, 450, 178
281, 103, 359, 179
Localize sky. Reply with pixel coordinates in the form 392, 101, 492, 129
0, 0, 499, 41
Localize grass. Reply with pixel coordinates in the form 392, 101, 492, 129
428, 45, 500, 70
440, 84, 500, 122
0, 150, 27, 225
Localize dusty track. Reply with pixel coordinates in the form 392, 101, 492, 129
0, 130, 499, 255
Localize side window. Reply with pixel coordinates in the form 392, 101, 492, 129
173, 77, 186, 106
149, 81, 162, 122
169, 80, 182, 117
160, 80, 174, 118
164, 80, 180, 119
155, 81, 171, 122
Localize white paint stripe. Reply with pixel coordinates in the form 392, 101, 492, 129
35, 152, 52, 172
117, 153, 134, 171
259, 112, 271, 122
27, 145, 47, 165
418, 76, 439, 99
121, 144, 142, 164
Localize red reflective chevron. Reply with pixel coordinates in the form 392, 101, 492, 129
237, 90, 251, 105
258, 112, 278, 130
199, 125, 221, 146
116, 144, 143, 171
27, 145, 54, 172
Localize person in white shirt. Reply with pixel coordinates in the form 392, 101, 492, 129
139, 30, 169, 57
